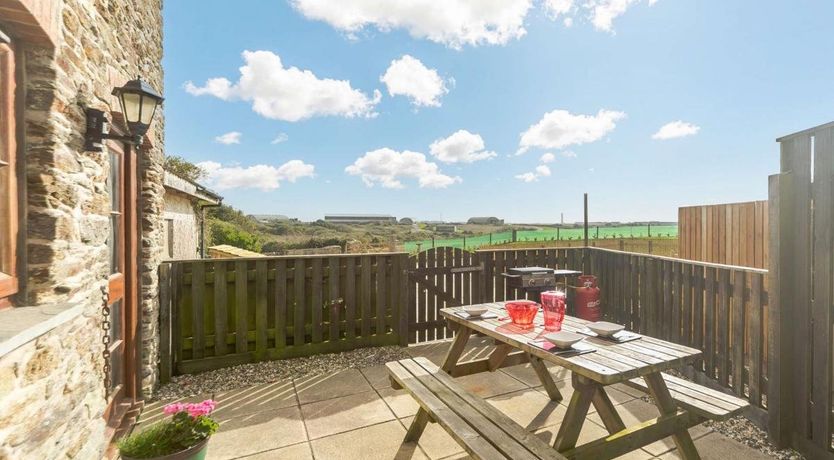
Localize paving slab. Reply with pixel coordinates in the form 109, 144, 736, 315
301, 390, 395, 439
207, 406, 307, 460
586, 398, 711, 457
237, 441, 313, 459
295, 368, 373, 405
310, 420, 428, 460
454, 369, 528, 398
360, 365, 392, 389
486, 388, 568, 431
500, 362, 570, 387
399, 416, 466, 459
378, 387, 421, 419
213, 380, 297, 421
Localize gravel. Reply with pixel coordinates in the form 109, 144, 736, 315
705, 417, 804, 460
635, 395, 804, 460
152, 346, 411, 402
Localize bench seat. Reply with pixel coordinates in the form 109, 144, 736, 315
386, 357, 566, 460
624, 372, 749, 421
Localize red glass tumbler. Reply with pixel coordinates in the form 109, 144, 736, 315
541, 290, 566, 332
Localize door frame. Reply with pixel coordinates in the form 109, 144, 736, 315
102, 131, 143, 437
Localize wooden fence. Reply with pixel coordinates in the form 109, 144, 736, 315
159, 253, 409, 377
678, 201, 768, 269
586, 248, 769, 423
768, 122, 834, 458
158, 246, 772, 430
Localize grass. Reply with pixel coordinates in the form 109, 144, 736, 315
403, 225, 678, 252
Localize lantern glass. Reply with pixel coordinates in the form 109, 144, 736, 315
139, 95, 158, 125
121, 92, 142, 123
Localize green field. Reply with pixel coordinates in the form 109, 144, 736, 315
403, 225, 677, 252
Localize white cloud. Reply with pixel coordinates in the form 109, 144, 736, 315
545, 0, 658, 33
652, 121, 701, 140
271, 133, 289, 144
290, 0, 533, 49
198, 160, 315, 191
380, 55, 450, 107
517, 109, 626, 155
185, 50, 381, 122
346, 148, 461, 189
515, 172, 538, 183
540, 152, 556, 163
544, 0, 574, 17
515, 164, 551, 182
215, 131, 242, 145
429, 130, 496, 164
561, 151, 578, 158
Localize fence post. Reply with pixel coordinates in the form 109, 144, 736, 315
619, 240, 624, 251
158, 263, 172, 383
648, 240, 653, 254
397, 253, 410, 346
768, 172, 792, 447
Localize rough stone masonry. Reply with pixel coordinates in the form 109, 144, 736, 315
0, 0, 164, 457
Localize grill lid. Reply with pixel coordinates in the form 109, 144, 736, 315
508, 266, 556, 275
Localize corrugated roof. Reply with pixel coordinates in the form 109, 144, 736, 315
207, 245, 265, 258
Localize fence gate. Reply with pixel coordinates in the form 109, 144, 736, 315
406, 247, 485, 343
769, 122, 834, 458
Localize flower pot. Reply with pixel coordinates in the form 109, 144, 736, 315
121, 437, 210, 460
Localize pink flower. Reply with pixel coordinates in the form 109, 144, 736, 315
163, 402, 187, 415
186, 400, 217, 418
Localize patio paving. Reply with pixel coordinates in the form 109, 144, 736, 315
136, 336, 774, 459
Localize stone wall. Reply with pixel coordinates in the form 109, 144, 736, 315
0, 0, 164, 457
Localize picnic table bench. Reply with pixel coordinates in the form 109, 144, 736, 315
387, 357, 567, 460
388, 302, 749, 460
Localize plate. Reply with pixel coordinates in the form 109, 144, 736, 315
587, 321, 625, 337
544, 331, 585, 349
463, 306, 488, 317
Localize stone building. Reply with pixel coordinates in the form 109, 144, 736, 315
163, 171, 221, 260
0, 0, 164, 458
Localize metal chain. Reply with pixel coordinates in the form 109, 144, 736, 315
100, 285, 112, 399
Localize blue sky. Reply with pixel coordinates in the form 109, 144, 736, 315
162, 1, 834, 223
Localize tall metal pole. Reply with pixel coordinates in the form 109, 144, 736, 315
583, 193, 589, 247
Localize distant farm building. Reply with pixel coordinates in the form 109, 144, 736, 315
324, 214, 397, 224
435, 224, 457, 234
399, 217, 414, 225
250, 214, 291, 223
468, 216, 504, 225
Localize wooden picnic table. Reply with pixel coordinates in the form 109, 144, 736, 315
439, 302, 706, 460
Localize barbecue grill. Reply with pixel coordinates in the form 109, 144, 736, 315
501, 266, 583, 302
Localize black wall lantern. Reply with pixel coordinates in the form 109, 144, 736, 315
85, 77, 164, 151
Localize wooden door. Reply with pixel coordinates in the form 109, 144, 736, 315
0, 36, 17, 308
103, 138, 141, 435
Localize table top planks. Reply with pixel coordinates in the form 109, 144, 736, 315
441, 302, 702, 385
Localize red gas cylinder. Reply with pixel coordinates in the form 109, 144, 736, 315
575, 275, 601, 321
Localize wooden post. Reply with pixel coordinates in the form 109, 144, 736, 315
767, 172, 791, 447
648, 240, 654, 254
584, 193, 589, 246
158, 263, 172, 383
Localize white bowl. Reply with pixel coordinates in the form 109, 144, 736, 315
463, 306, 488, 317
587, 321, 625, 337
544, 331, 585, 349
